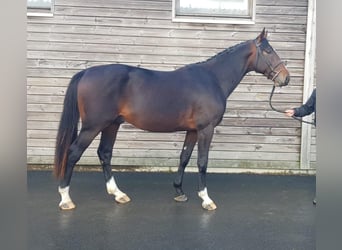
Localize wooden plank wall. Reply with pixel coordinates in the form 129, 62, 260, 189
27, 0, 316, 172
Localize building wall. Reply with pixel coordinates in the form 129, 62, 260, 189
27, 0, 316, 172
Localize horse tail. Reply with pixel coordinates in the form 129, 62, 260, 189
54, 70, 85, 179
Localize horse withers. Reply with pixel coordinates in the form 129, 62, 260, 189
54, 28, 290, 211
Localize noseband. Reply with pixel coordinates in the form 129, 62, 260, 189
254, 41, 284, 81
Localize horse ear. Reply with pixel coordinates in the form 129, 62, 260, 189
256, 28, 267, 44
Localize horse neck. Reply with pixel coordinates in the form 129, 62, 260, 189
201, 41, 253, 98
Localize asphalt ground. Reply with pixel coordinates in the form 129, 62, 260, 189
28, 171, 315, 250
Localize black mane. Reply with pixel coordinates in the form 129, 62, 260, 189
197, 40, 250, 65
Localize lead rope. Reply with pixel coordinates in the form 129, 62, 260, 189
269, 86, 315, 125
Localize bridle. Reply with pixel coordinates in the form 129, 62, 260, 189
254, 40, 315, 126
254, 40, 284, 82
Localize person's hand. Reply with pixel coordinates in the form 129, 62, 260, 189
285, 109, 295, 117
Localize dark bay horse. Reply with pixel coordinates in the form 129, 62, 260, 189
54, 29, 290, 211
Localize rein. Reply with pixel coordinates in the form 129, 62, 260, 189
269, 86, 315, 125
254, 40, 314, 126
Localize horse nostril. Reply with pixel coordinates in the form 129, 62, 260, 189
285, 75, 290, 85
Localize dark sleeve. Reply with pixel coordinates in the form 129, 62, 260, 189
294, 89, 316, 117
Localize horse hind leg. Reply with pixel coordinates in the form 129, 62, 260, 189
97, 123, 130, 204
173, 130, 197, 202
58, 125, 103, 210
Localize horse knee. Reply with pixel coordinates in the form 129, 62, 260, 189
197, 158, 208, 173
198, 166, 207, 175
97, 146, 112, 162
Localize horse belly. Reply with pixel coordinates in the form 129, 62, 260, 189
119, 98, 196, 132
123, 109, 194, 132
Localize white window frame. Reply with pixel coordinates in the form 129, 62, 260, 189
27, 0, 54, 17
172, 0, 256, 24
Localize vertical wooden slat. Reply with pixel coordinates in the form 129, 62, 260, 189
300, 0, 316, 169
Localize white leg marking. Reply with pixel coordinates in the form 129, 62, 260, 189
106, 176, 131, 204
58, 186, 76, 210
198, 188, 217, 210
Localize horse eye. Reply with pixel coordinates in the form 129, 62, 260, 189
264, 47, 273, 54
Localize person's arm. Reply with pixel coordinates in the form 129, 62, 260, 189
285, 89, 316, 118
293, 89, 316, 117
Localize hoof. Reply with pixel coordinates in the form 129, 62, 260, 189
115, 194, 131, 204
174, 194, 188, 202
59, 201, 76, 211
202, 201, 217, 211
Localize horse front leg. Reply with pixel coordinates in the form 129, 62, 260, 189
197, 125, 217, 211
97, 123, 130, 204
173, 130, 197, 202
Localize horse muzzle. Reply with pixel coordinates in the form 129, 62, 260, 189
275, 74, 290, 87
273, 67, 290, 87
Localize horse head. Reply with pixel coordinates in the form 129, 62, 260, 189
253, 28, 290, 87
